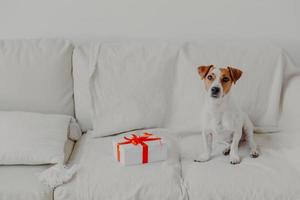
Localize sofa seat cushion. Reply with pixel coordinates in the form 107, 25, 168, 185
0, 165, 52, 200
54, 130, 187, 200
179, 132, 300, 200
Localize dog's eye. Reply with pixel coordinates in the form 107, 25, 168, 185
222, 77, 230, 82
207, 75, 213, 80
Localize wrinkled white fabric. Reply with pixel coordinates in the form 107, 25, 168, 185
39, 163, 79, 189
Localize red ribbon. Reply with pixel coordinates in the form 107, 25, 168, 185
117, 132, 161, 164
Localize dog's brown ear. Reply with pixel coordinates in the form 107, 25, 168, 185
198, 65, 213, 79
227, 66, 242, 84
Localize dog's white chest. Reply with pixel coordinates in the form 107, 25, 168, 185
208, 114, 233, 142
208, 112, 234, 134
203, 95, 243, 139
210, 113, 231, 131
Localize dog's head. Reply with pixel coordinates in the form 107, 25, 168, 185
197, 65, 242, 100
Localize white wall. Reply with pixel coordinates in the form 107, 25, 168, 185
0, 0, 299, 63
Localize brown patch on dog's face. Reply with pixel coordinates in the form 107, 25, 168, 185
219, 67, 243, 95
198, 65, 215, 90
219, 68, 234, 95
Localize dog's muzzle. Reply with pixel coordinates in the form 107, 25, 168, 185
211, 86, 220, 98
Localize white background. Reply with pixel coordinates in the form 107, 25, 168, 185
0, 0, 299, 64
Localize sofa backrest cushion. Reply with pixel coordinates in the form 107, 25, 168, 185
73, 46, 93, 131
90, 42, 179, 137
280, 74, 300, 131
0, 39, 74, 116
165, 41, 298, 133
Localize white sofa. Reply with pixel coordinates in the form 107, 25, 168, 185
0, 39, 300, 200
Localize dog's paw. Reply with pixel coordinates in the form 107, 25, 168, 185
194, 153, 210, 162
222, 148, 230, 156
229, 155, 241, 165
250, 150, 259, 158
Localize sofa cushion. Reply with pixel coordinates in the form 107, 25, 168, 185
179, 132, 300, 200
0, 111, 74, 165
280, 74, 300, 131
0, 165, 52, 200
165, 41, 298, 133
0, 39, 74, 116
72, 45, 93, 132
54, 130, 188, 200
90, 42, 179, 137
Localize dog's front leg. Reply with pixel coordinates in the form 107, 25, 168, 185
194, 130, 212, 162
229, 129, 242, 164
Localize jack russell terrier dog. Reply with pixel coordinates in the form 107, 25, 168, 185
194, 65, 259, 164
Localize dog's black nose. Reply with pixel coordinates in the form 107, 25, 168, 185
211, 87, 220, 94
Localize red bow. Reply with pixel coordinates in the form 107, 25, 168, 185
117, 133, 161, 164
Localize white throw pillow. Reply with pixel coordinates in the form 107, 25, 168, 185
165, 41, 298, 133
0, 39, 74, 116
0, 111, 74, 165
90, 42, 179, 137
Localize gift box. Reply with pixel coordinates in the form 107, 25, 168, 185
113, 133, 167, 166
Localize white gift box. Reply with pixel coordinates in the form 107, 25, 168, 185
113, 133, 167, 166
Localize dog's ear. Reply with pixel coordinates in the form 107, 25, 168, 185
198, 65, 213, 79
227, 66, 243, 84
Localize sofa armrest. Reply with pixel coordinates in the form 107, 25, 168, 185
280, 76, 300, 131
